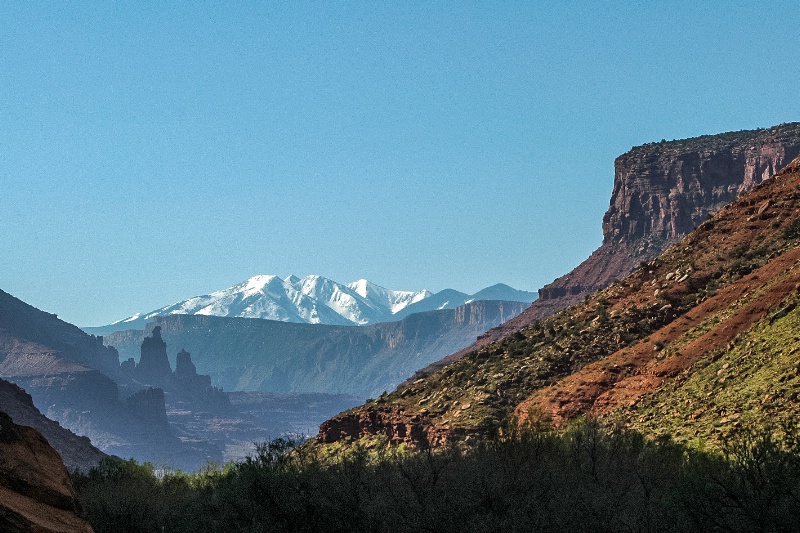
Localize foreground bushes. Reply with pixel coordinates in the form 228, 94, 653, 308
72, 419, 800, 532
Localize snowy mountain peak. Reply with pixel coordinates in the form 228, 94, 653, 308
238, 274, 279, 296
349, 278, 371, 299
99, 275, 535, 333
346, 279, 431, 314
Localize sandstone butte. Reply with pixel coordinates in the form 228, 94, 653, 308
0, 410, 94, 533
317, 137, 800, 451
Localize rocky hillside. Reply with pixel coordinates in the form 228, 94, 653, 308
412, 123, 800, 375
0, 378, 105, 472
317, 154, 800, 450
105, 300, 528, 398
0, 289, 219, 470
0, 410, 94, 532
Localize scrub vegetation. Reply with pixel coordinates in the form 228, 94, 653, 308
72, 418, 800, 532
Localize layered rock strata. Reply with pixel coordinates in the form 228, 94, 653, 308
539, 122, 800, 314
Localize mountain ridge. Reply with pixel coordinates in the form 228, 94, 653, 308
87, 276, 535, 334
103, 299, 530, 398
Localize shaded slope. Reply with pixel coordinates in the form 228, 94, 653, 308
0, 411, 94, 533
0, 289, 213, 470
318, 155, 800, 448
0, 378, 106, 472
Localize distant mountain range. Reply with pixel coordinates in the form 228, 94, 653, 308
86, 275, 536, 335
104, 300, 531, 398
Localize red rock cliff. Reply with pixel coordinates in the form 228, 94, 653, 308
539, 123, 800, 310
412, 123, 800, 374
0, 410, 94, 532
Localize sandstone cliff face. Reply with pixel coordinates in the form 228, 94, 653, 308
0, 410, 94, 532
540, 122, 800, 311
318, 155, 800, 451
422, 123, 800, 365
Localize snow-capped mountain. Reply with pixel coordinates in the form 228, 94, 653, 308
103, 275, 432, 331
347, 279, 432, 315
89, 276, 536, 335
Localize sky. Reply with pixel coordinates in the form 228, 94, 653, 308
2, 1, 799, 327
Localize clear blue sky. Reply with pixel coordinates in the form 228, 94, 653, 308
2, 1, 799, 326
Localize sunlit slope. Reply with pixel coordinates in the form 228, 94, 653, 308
317, 155, 800, 448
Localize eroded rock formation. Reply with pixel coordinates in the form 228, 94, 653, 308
0, 378, 105, 472
105, 299, 529, 398
136, 326, 171, 387
538, 122, 800, 313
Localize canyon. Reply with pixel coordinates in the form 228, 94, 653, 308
105, 299, 529, 397
318, 133, 800, 450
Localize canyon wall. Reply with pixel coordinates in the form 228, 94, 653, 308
105, 300, 529, 398
537, 122, 800, 313
426, 124, 800, 365
408, 123, 800, 378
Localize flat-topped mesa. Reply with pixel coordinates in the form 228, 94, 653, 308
125, 387, 168, 426
536, 123, 800, 314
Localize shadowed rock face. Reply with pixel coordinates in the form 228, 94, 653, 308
0, 289, 209, 469
0, 410, 94, 533
0, 378, 105, 472
136, 326, 171, 386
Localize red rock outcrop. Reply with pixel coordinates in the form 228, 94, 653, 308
318, 402, 479, 449
538, 122, 800, 313
0, 410, 94, 532
319, 154, 800, 452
